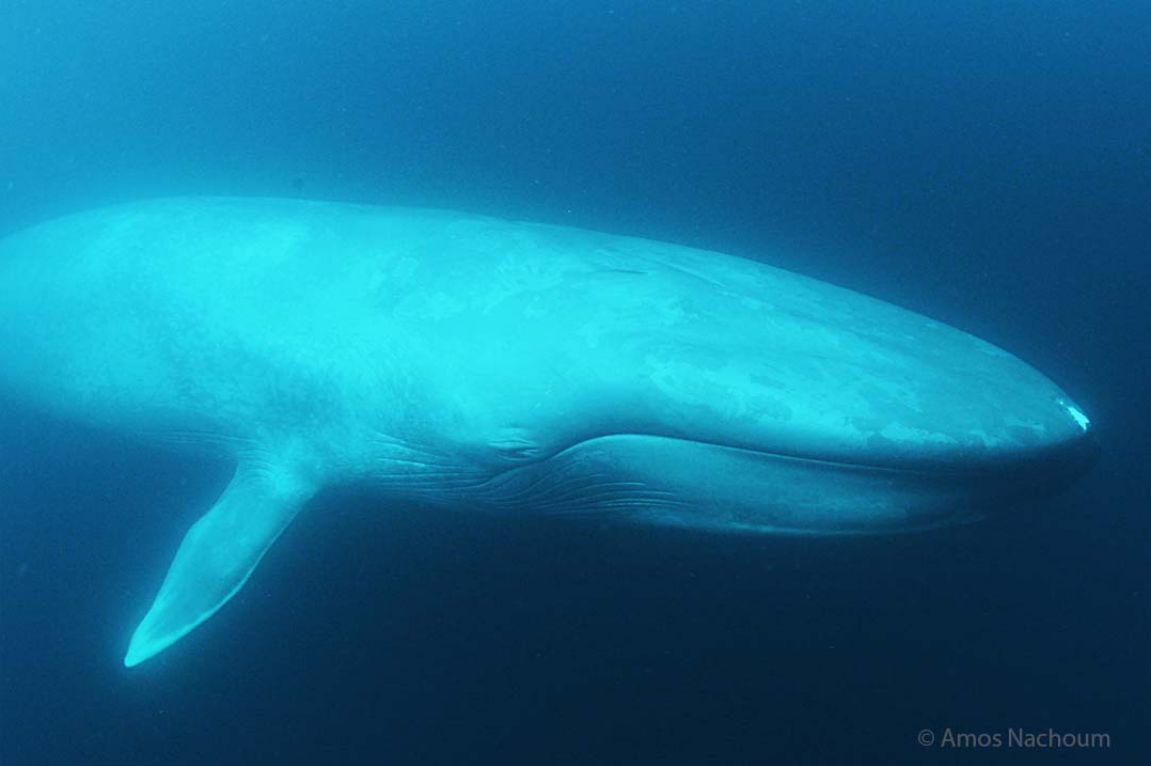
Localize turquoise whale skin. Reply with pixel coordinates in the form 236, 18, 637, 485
0, 198, 1095, 667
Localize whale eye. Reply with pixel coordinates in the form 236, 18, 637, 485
498, 445, 543, 461
488, 434, 545, 462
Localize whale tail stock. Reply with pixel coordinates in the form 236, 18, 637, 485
123, 460, 316, 667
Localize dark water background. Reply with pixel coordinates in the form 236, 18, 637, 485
1, 1, 1148, 763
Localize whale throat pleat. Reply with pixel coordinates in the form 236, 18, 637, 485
123, 461, 316, 667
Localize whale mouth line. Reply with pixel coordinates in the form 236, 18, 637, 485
546, 430, 1100, 480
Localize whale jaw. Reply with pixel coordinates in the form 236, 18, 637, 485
471, 431, 1099, 536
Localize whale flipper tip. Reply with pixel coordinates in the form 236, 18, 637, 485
123, 624, 177, 668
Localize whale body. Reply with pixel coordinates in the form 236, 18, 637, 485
0, 198, 1096, 667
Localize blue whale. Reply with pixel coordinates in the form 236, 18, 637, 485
0, 198, 1096, 666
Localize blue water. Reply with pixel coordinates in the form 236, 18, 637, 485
1, 1, 1147, 763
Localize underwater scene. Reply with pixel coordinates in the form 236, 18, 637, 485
1, 1, 1148, 764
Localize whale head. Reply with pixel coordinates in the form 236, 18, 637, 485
410, 234, 1098, 534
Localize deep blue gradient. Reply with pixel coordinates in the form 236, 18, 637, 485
1, 2, 1148, 764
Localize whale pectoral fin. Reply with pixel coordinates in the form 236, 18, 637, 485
123, 463, 316, 668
